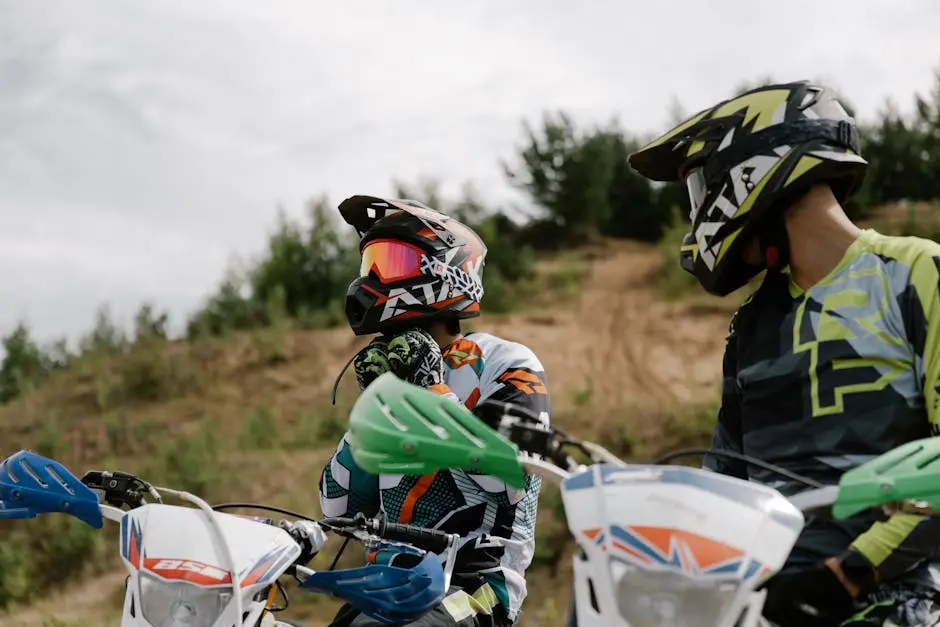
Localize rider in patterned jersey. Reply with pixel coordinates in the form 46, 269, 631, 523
628, 81, 940, 627
319, 195, 551, 627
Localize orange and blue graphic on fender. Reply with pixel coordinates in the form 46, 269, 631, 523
581, 527, 607, 552
607, 525, 766, 579
121, 517, 143, 569
239, 546, 297, 588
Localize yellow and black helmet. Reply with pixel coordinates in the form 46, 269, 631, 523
628, 81, 867, 296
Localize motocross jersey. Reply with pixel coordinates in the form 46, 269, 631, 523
705, 229, 940, 582
320, 332, 551, 623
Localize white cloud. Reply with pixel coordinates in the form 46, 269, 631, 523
1, 0, 939, 344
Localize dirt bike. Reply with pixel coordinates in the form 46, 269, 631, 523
0, 449, 461, 627
344, 373, 940, 627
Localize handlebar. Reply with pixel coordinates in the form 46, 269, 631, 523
80, 467, 456, 557
321, 514, 451, 554
378, 522, 450, 554
785, 485, 840, 515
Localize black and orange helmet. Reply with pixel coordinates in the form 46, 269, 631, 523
339, 195, 487, 336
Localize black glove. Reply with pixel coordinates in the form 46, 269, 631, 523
385, 328, 447, 388
761, 560, 857, 627
353, 336, 392, 391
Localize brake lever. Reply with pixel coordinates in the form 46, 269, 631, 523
80, 470, 157, 509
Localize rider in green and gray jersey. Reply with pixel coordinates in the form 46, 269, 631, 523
629, 81, 940, 627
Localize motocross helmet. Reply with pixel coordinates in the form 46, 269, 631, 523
340, 195, 487, 336
628, 81, 867, 296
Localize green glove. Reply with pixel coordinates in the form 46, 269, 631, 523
353, 337, 392, 391
386, 328, 447, 389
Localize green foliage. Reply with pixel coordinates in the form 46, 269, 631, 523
502, 113, 680, 247
79, 305, 128, 357
188, 196, 358, 338
103, 412, 166, 456
550, 254, 588, 301
35, 414, 68, 458
0, 322, 49, 402
858, 73, 940, 210
898, 202, 940, 242
0, 530, 32, 608
134, 302, 169, 340
0, 516, 106, 610
502, 111, 617, 246
154, 418, 223, 497
251, 286, 292, 364
868, 200, 940, 242
251, 198, 359, 321
292, 406, 350, 449
531, 485, 571, 574
239, 404, 280, 449
600, 127, 669, 242
186, 266, 264, 337
657, 207, 699, 298
122, 338, 192, 402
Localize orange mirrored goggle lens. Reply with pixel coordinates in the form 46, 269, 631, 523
360, 239, 424, 282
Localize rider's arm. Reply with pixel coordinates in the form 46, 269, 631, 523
479, 343, 551, 423
319, 432, 380, 518
849, 244, 940, 583
703, 316, 749, 479
474, 341, 551, 502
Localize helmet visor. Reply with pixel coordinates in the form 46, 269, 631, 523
360, 239, 425, 282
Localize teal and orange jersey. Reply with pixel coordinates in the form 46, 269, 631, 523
319, 332, 551, 622
706, 229, 940, 581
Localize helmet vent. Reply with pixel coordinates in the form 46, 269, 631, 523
799, 87, 822, 110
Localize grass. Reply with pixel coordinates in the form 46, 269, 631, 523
863, 200, 940, 241
549, 253, 589, 302
657, 207, 699, 299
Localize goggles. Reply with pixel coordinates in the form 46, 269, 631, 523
360, 239, 425, 282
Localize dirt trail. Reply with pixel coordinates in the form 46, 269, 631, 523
485, 240, 733, 411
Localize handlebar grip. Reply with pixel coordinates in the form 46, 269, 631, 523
381, 523, 450, 554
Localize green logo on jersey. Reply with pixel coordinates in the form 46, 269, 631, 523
793, 271, 907, 418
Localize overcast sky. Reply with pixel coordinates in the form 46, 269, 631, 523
2, 0, 940, 346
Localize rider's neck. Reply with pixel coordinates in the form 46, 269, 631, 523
426, 321, 462, 350
785, 184, 862, 291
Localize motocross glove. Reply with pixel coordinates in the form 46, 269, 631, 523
386, 328, 447, 388
278, 519, 328, 565
353, 336, 392, 391
761, 560, 857, 627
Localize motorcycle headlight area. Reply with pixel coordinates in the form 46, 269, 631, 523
139, 574, 230, 627
612, 560, 739, 627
